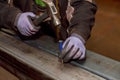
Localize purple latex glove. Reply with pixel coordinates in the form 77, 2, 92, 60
15, 12, 38, 36
61, 35, 86, 63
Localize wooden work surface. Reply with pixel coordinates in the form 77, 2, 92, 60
0, 31, 106, 80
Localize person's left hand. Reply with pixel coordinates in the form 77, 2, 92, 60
61, 36, 86, 63
15, 12, 38, 36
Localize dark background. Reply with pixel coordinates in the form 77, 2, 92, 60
87, 0, 120, 62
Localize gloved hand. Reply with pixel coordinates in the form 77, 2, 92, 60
61, 35, 86, 63
15, 12, 38, 36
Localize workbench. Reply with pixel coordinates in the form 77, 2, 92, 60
0, 30, 120, 80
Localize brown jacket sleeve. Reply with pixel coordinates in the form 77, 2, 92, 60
69, 0, 97, 42
0, 2, 21, 29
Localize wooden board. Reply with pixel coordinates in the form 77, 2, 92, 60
0, 32, 105, 80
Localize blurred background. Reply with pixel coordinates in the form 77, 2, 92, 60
86, 0, 120, 62
0, 0, 120, 80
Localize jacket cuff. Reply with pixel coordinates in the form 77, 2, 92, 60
7, 7, 22, 30
14, 13, 22, 27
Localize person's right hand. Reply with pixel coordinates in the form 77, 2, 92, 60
61, 36, 86, 63
15, 12, 38, 36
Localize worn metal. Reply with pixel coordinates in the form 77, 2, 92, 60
0, 31, 106, 80
0, 30, 120, 80
24, 35, 120, 80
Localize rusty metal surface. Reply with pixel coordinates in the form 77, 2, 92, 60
0, 29, 120, 80
22, 35, 120, 80
0, 32, 106, 80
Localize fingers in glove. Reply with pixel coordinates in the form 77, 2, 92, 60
64, 46, 79, 62
18, 23, 32, 36
22, 24, 37, 36
62, 38, 70, 48
25, 17, 38, 35
79, 52, 86, 60
73, 50, 82, 59
27, 16, 40, 31
22, 23, 33, 36
25, 27, 34, 36
61, 40, 70, 58
26, 25, 37, 34
62, 45, 74, 63
22, 28, 32, 36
